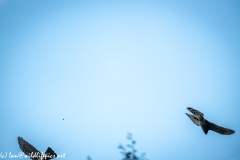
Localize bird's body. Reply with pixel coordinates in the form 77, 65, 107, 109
17, 137, 57, 160
186, 107, 235, 135
200, 119, 209, 134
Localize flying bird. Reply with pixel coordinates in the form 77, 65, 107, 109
185, 107, 235, 135
17, 136, 57, 160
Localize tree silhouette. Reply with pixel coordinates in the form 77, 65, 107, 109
86, 133, 148, 160
118, 133, 148, 160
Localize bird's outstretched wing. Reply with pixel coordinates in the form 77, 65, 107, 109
208, 122, 235, 135
17, 137, 41, 160
185, 113, 200, 126
187, 107, 204, 117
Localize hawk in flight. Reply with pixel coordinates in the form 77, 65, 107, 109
17, 136, 57, 160
185, 107, 235, 135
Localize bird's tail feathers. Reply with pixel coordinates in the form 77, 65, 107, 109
45, 147, 57, 159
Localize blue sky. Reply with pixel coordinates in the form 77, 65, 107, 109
0, 0, 240, 159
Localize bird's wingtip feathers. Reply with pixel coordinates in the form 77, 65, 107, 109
17, 137, 23, 143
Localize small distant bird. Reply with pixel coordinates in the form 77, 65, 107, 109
17, 136, 57, 160
186, 107, 235, 135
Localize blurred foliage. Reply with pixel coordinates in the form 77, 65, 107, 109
118, 133, 148, 160
86, 133, 148, 160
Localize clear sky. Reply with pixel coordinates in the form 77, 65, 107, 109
0, 0, 240, 160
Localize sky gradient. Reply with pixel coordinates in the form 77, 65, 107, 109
0, 1, 240, 160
